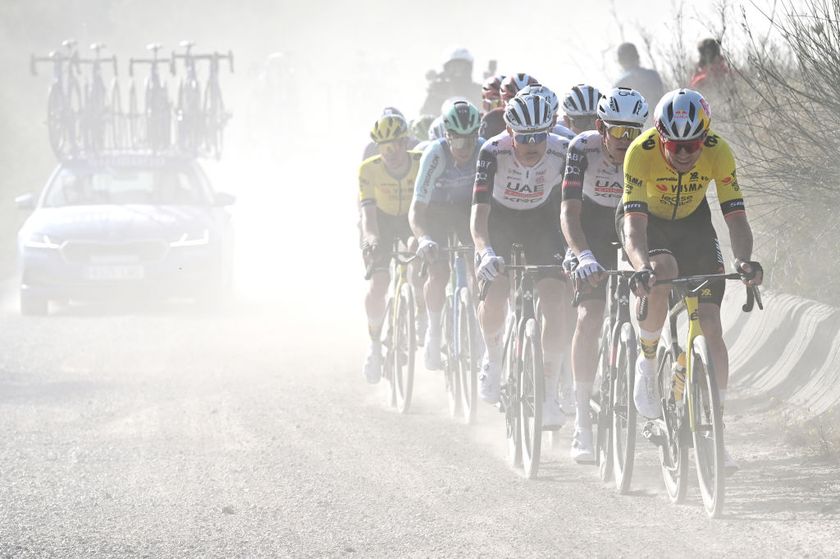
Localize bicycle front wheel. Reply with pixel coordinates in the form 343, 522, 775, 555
520, 317, 544, 479
457, 287, 477, 424
657, 346, 689, 504
691, 335, 725, 518
612, 321, 637, 494
502, 323, 522, 468
442, 296, 461, 418
393, 282, 416, 414
595, 318, 614, 482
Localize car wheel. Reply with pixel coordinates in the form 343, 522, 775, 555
20, 291, 49, 316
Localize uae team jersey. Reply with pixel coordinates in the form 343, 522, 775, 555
472, 132, 569, 210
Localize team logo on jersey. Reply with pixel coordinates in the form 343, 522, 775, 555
722, 176, 733, 184
642, 137, 656, 150
656, 184, 668, 192
704, 135, 719, 147
690, 171, 700, 181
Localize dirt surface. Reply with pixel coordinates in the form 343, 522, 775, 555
0, 286, 838, 558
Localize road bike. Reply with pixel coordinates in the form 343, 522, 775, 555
575, 268, 638, 493
202, 51, 234, 159
366, 240, 418, 414
77, 43, 119, 152
483, 244, 564, 479
642, 273, 762, 518
437, 232, 479, 424
30, 39, 82, 158
170, 41, 204, 154
129, 44, 171, 150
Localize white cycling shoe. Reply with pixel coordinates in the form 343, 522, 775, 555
363, 343, 383, 384
570, 426, 595, 463
478, 353, 502, 404
542, 397, 566, 430
424, 334, 443, 370
634, 354, 661, 418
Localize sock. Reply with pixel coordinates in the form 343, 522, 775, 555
368, 312, 385, 343
719, 389, 727, 410
428, 310, 442, 339
543, 352, 564, 402
574, 381, 593, 429
639, 327, 662, 361
483, 326, 504, 362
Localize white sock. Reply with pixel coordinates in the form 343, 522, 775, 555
638, 327, 662, 362
719, 389, 727, 405
428, 310, 442, 339
574, 381, 593, 428
368, 312, 385, 342
483, 326, 504, 362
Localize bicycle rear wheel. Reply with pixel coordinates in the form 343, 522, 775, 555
595, 319, 614, 482
612, 321, 637, 493
203, 80, 226, 159
442, 296, 461, 417
457, 287, 477, 424
691, 335, 725, 518
393, 282, 416, 414
46, 84, 66, 157
520, 317, 544, 479
657, 346, 689, 503
502, 324, 522, 468
128, 82, 143, 148
108, 80, 125, 149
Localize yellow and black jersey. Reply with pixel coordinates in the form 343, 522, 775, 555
619, 128, 745, 221
358, 151, 423, 217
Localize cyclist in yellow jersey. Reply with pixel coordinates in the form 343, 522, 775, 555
616, 89, 763, 472
359, 113, 425, 383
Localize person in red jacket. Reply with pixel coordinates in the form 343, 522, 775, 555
690, 38, 731, 91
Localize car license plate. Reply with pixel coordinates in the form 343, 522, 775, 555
86, 264, 145, 281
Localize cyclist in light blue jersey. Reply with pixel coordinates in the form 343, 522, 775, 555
410, 100, 483, 369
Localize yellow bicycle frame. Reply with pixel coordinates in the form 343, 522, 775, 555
683, 293, 703, 432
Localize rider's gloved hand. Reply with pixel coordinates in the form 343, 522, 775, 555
574, 249, 605, 285
416, 235, 439, 262
629, 266, 656, 296
475, 247, 505, 282
562, 248, 578, 277
361, 238, 380, 266
735, 259, 764, 286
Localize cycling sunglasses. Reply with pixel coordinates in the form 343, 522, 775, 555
513, 131, 548, 144
662, 135, 706, 154
604, 124, 643, 141
570, 116, 597, 130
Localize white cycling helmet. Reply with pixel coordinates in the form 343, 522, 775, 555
597, 87, 648, 126
445, 47, 474, 64
504, 93, 554, 133
562, 84, 602, 117
654, 88, 711, 140
428, 115, 447, 140
516, 84, 559, 115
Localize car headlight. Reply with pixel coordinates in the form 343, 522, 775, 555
24, 232, 61, 250
170, 229, 210, 248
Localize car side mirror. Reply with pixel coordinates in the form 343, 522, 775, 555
15, 193, 35, 210
213, 192, 236, 206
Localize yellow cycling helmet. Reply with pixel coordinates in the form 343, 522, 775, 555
370, 114, 409, 144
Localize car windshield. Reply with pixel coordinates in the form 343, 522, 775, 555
44, 166, 210, 207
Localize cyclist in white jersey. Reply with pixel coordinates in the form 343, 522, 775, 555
559, 84, 602, 137
560, 87, 649, 462
471, 92, 571, 429
410, 101, 483, 369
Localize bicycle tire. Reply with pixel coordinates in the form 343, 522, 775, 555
457, 287, 477, 424
203, 80, 225, 159
502, 322, 522, 468
656, 346, 689, 504
46, 84, 66, 158
595, 318, 614, 482
128, 82, 142, 148
520, 317, 544, 479
442, 296, 461, 418
380, 297, 397, 408
108, 80, 124, 149
67, 79, 83, 154
691, 335, 725, 518
393, 282, 416, 414
84, 79, 107, 152
612, 321, 637, 494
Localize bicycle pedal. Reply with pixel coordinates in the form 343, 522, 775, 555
642, 421, 667, 447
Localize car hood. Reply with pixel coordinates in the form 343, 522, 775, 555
21, 205, 219, 242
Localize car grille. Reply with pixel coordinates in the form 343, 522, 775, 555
61, 240, 169, 264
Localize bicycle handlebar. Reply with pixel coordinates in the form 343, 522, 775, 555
170, 50, 235, 75
30, 51, 79, 76
363, 251, 419, 280
571, 270, 636, 307
636, 272, 763, 321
